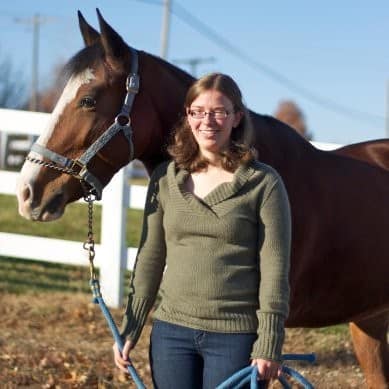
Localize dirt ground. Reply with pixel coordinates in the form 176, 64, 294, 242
0, 292, 366, 388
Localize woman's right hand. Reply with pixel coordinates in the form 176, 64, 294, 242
113, 339, 134, 373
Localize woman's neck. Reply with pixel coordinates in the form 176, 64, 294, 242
201, 150, 224, 169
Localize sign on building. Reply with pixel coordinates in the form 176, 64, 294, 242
0, 133, 36, 171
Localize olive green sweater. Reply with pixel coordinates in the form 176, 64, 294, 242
121, 160, 291, 362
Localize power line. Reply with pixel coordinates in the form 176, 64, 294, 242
171, 2, 384, 126
130, 0, 384, 127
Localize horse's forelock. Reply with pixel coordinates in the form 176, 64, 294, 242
63, 44, 104, 80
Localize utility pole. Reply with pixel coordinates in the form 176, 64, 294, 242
160, 0, 171, 60
15, 14, 52, 111
174, 57, 215, 78
386, 80, 389, 138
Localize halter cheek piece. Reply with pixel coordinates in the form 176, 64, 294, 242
26, 47, 139, 201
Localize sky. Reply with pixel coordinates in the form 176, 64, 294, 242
0, 0, 388, 145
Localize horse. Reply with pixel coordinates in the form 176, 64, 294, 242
16, 10, 389, 388
333, 139, 389, 172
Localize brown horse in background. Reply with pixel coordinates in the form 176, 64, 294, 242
16, 11, 388, 388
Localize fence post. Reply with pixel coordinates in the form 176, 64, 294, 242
100, 167, 129, 308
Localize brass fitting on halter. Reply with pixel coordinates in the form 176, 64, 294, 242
70, 159, 88, 180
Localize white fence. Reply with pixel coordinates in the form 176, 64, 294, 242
0, 108, 147, 307
0, 108, 340, 308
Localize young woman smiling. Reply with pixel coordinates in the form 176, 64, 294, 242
114, 73, 291, 388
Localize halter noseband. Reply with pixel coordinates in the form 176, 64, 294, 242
26, 47, 140, 201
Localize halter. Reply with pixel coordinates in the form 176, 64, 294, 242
26, 47, 140, 200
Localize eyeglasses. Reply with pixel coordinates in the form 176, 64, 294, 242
187, 109, 230, 120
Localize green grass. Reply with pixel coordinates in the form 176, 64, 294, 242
0, 256, 91, 294
0, 194, 143, 247
316, 324, 350, 336
0, 256, 133, 295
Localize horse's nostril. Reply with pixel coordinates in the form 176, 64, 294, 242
46, 192, 64, 214
22, 184, 32, 203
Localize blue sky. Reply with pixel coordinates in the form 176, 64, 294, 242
0, 0, 388, 145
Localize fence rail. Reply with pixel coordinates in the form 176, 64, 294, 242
0, 108, 147, 307
0, 108, 340, 307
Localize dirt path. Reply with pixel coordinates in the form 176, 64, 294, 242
0, 293, 365, 388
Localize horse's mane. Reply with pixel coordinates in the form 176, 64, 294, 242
142, 51, 195, 89
62, 43, 312, 161
63, 43, 195, 91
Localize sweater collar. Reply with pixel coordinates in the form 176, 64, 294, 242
169, 160, 256, 208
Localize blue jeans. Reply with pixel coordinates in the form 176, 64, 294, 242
149, 319, 257, 389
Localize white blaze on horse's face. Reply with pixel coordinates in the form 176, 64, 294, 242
17, 68, 96, 220
40, 68, 96, 146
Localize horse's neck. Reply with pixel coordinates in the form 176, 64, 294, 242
141, 53, 194, 172
251, 113, 314, 171
150, 55, 194, 128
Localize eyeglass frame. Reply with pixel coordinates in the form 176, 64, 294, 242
187, 108, 232, 120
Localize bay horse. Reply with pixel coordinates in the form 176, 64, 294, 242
334, 139, 389, 172
16, 10, 388, 388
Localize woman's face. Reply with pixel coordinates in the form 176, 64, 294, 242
187, 89, 242, 158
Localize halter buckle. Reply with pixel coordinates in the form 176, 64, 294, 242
70, 160, 87, 179
126, 73, 139, 94
115, 114, 131, 126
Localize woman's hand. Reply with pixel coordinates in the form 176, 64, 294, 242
113, 339, 134, 373
251, 358, 282, 381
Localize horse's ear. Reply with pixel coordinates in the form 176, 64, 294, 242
96, 8, 130, 70
78, 11, 100, 47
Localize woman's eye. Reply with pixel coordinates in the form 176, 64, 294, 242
80, 96, 96, 109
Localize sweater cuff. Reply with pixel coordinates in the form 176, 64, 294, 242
119, 296, 153, 346
251, 312, 285, 362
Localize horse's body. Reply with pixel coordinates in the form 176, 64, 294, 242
334, 139, 389, 172
16, 11, 388, 387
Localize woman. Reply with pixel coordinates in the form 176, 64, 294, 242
113, 73, 291, 388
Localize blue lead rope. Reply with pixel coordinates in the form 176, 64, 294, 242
215, 353, 316, 389
90, 279, 146, 389
90, 278, 315, 389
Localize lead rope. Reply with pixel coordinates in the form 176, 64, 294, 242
26, 156, 314, 388
215, 353, 316, 389
82, 188, 315, 389
25, 155, 315, 388
82, 188, 146, 389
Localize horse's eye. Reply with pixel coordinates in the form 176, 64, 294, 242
80, 96, 96, 109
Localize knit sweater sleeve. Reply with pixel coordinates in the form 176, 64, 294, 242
251, 174, 291, 362
120, 164, 167, 346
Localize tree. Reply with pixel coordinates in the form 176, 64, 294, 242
20, 61, 65, 113
274, 100, 312, 140
36, 62, 65, 113
0, 53, 26, 108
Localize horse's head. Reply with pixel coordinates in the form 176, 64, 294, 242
17, 10, 164, 221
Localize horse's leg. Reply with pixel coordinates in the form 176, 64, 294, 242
349, 311, 389, 388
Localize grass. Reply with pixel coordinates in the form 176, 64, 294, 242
0, 194, 144, 246
0, 256, 91, 294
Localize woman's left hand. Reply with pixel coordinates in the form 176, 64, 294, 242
251, 358, 282, 381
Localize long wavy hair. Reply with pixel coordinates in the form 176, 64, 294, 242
167, 73, 256, 172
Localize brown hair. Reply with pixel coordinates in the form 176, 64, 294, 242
167, 73, 256, 172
